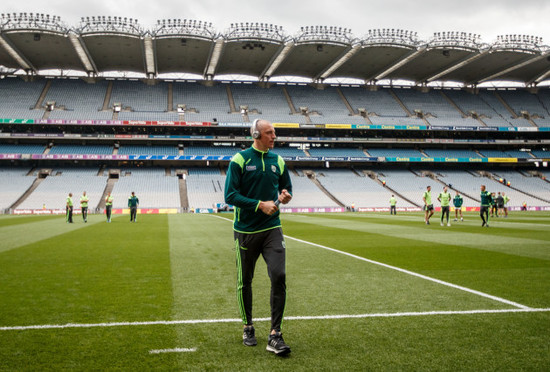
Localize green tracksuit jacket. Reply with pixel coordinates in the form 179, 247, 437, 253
224, 146, 292, 233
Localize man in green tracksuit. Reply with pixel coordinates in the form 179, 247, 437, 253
66, 192, 74, 223
80, 191, 89, 223
128, 192, 139, 222
438, 186, 452, 226
480, 185, 492, 227
453, 192, 464, 222
224, 119, 293, 356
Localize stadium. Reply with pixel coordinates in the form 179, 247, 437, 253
0, 12, 549, 371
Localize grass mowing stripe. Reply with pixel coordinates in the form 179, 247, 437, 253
2, 308, 549, 331
286, 214, 550, 260
0, 214, 107, 254
211, 215, 530, 309
0, 214, 174, 326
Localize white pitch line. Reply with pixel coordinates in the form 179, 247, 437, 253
284, 235, 531, 309
1, 308, 549, 332
211, 215, 531, 310
149, 348, 197, 354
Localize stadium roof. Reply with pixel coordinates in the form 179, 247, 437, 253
1, 13, 550, 86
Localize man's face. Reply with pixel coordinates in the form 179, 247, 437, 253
481, 185, 486, 192
443, 187, 447, 193
259, 122, 276, 150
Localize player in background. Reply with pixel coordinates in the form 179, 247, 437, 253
490, 192, 497, 218
496, 192, 504, 217
438, 186, 452, 226
225, 118, 293, 356
453, 191, 464, 222
480, 185, 492, 227
80, 191, 89, 223
502, 192, 510, 217
423, 186, 434, 225
105, 192, 113, 223
66, 193, 74, 223
389, 195, 397, 215
128, 191, 139, 222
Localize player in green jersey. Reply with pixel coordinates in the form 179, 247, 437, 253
105, 192, 113, 222
225, 119, 293, 356
389, 195, 397, 215
66, 193, 74, 223
423, 186, 434, 225
480, 185, 492, 227
128, 192, 139, 222
453, 192, 464, 222
80, 191, 89, 223
437, 186, 452, 226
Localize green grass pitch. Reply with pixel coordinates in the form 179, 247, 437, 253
0, 212, 549, 371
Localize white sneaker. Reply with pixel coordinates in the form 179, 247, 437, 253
440, 222, 444, 226
447, 223, 451, 227
460, 218, 463, 221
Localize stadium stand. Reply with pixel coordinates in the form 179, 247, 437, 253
0, 144, 45, 154
0, 167, 35, 210
376, 169, 429, 206
0, 78, 45, 119
49, 144, 113, 155
186, 168, 226, 209
230, 83, 294, 123
422, 149, 482, 158
315, 169, 417, 208
340, 87, 407, 117
498, 90, 549, 118
286, 170, 339, 208
111, 168, 180, 209
184, 145, 241, 156
307, 147, 367, 158
285, 85, 355, 124
45, 79, 113, 120
366, 148, 425, 158
18, 168, 107, 210
491, 170, 550, 203
172, 82, 236, 123
393, 89, 461, 118
117, 145, 179, 156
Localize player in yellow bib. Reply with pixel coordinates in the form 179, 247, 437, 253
438, 186, 452, 227
80, 191, 89, 223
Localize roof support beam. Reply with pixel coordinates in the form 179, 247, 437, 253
260, 41, 294, 80
422, 50, 489, 84
143, 35, 156, 77
68, 32, 97, 74
204, 37, 224, 78
372, 46, 427, 81
477, 51, 550, 84
0, 34, 36, 73
531, 66, 550, 85
315, 43, 361, 81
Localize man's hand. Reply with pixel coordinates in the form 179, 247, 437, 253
278, 189, 292, 205
259, 200, 278, 215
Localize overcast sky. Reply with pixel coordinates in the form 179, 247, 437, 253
2, 0, 550, 44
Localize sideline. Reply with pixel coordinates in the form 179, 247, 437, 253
2, 308, 549, 332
